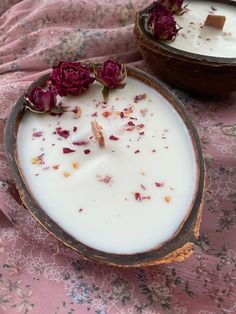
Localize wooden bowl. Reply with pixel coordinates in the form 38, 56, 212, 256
4, 67, 205, 267
134, 0, 236, 97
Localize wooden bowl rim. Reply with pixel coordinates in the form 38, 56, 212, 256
136, 0, 236, 65
4, 67, 205, 267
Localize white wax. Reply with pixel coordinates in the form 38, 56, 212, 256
168, 1, 236, 57
17, 77, 197, 254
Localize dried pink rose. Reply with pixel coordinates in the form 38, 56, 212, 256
25, 87, 57, 113
146, 3, 180, 40
95, 60, 126, 89
48, 61, 95, 97
161, 0, 184, 14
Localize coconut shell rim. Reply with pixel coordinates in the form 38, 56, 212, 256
4, 66, 205, 267
135, 0, 236, 65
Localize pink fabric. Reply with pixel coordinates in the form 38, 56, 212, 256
0, 1, 235, 313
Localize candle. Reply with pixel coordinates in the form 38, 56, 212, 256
167, 1, 236, 57
16, 76, 197, 254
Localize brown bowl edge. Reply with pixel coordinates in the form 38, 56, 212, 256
4, 67, 205, 267
135, 0, 236, 65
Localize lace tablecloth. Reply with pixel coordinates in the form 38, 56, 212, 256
0, 1, 235, 313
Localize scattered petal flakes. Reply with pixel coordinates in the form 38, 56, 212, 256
56, 127, 70, 139
140, 108, 148, 117
120, 111, 125, 118
134, 93, 146, 103
164, 196, 172, 203
142, 196, 151, 200
72, 106, 81, 117
126, 126, 135, 132
134, 192, 150, 201
97, 175, 113, 186
63, 172, 71, 177
32, 153, 45, 165
109, 135, 119, 141
124, 107, 133, 116
84, 149, 91, 154
32, 131, 43, 137
102, 111, 111, 118
127, 121, 135, 126
155, 182, 164, 187
126, 121, 136, 132
135, 192, 141, 201
72, 141, 88, 146
72, 162, 79, 169
140, 184, 146, 190
137, 123, 144, 129
52, 164, 59, 170
63, 148, 75, 154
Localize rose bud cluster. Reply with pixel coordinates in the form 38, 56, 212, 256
25, 87, 57, 113
24, 59, 126, 113
49, 61, 95, 97
146, 3, 181, 41
94, 60, 126, 89
94, 59, 127, 102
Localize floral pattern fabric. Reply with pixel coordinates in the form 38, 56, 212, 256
0, 1, 235, 313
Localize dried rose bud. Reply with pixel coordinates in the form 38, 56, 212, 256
25, 87, 57, 113
146, 3, 180, 40
48, 61, 95, 97
95, 60, 126, 89
161, 0, 184, 14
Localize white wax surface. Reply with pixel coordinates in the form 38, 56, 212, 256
168, 1, 236, 57
17, 77, 197, 254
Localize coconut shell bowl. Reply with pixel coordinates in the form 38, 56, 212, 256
134, 0, 236, 97
5, 63, 205, 267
